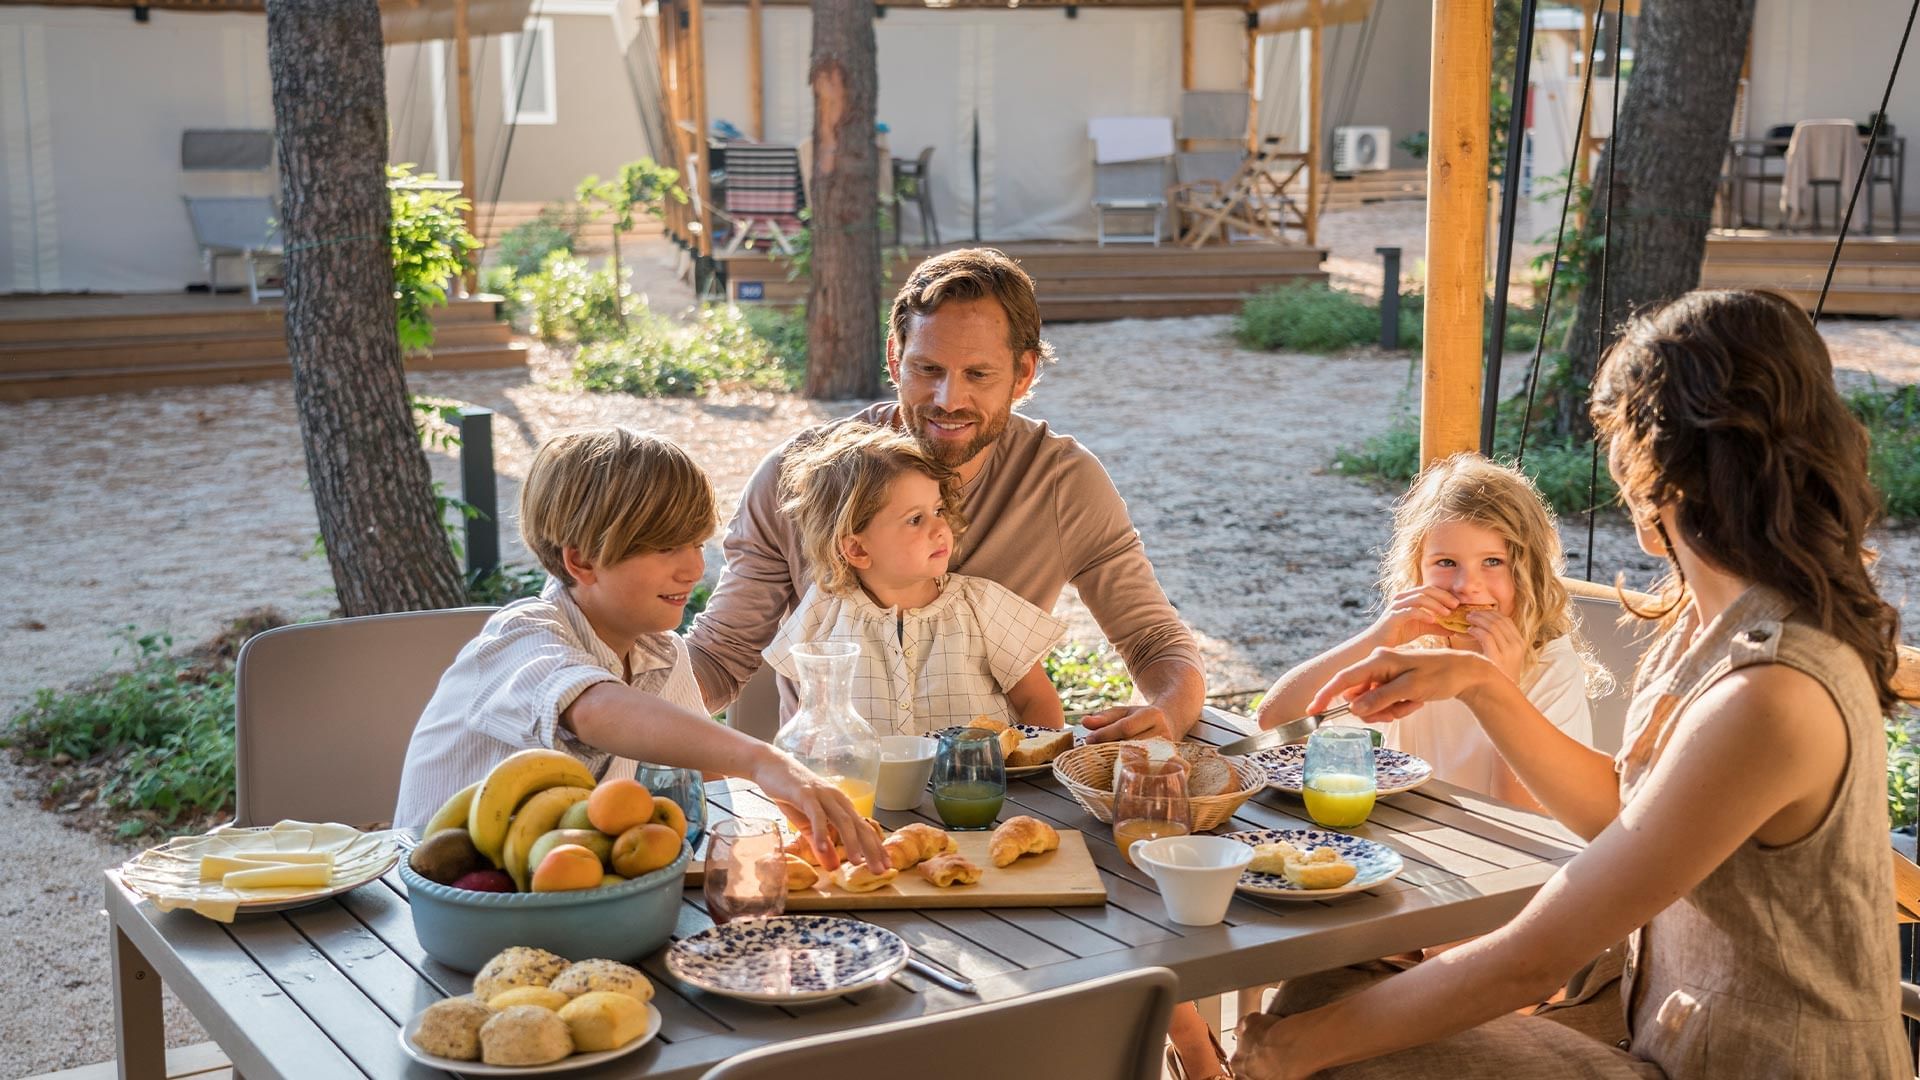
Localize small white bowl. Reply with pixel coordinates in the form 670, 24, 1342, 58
875, 735, 938, 811
1130, 835, 1254, 926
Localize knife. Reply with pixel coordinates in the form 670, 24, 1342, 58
905, 955, 977, 995
1215, 703, 1351, 757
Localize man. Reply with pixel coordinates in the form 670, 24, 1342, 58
687, 247, 1205, 742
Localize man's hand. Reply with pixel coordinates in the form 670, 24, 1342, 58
1080, 703, 1176, 743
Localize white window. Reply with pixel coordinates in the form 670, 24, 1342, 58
500, 18, 558, 125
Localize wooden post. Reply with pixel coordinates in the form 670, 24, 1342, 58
749, 0, 765, 140
1575, 0, 1594, 189
1306, 0, 1321, 247
1246, 13, 1259, 155
453, 0, 478, 294
689, 0, 713, 257
1182, 0, 1196, 89
1420, 0, 1490, 465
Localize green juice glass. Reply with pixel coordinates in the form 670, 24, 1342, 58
932, 729, 1006, 830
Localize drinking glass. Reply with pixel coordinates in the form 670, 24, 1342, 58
702, 818, 786, 925
1113, 757, 1192, 868
931, 729, 1006, 830
1302, 727, 1378, 828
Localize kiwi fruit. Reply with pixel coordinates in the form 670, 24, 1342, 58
410, 829, 484, 885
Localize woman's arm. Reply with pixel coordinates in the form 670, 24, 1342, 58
1006, 662, 1066, 729
1244, 664, 1847, 1080
1255, 587, 1459, 729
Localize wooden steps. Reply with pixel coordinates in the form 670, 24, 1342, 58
476, 200, 665, 258
0, 296, 527, 401
1700, 231, 1920, 317
715, 242, 1327, 321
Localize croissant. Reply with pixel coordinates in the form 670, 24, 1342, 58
782, 853, 820, 891
785, 816, 885, 867
916, 853, 983, 888
830, 862, 900, 893
988, 815, 1059, 868
883, 822, 957, 871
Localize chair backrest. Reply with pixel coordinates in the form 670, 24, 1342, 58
1181, 90, 1251, 143
700, 967, 1179, 1080
1177, 149, 1246, 186
1568, 591, 1658, 756
181, 129, 274, 171
721, 143, 806, 219
1094, 158, 1171, 204
233, 607, 496, 827
183, 197, 283, 252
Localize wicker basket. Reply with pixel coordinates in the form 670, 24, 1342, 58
1050, 741, 1265, 831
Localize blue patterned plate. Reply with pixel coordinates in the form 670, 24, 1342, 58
666, 915, 910, 1004
1222, 828, 1404, 900
931, 724, 1085, 777
1247, 744, 1433, 796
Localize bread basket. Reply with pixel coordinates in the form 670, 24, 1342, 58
1051, 741, 1265, 831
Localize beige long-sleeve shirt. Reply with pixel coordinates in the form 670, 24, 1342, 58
687, 402, 1203, 711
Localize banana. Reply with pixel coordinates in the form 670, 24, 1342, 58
424, 781, 482, 837
467, 749, 598, 866
500, 785, 593, 892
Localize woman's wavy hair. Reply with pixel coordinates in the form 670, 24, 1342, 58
779, 422, 969, 597
1590, 288, 1903, 713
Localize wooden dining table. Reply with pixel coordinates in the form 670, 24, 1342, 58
104, 709, 1584, 1079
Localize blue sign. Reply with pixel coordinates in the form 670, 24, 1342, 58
736, 281, 765, 301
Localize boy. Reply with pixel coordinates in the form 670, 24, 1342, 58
393, 426, 883, 870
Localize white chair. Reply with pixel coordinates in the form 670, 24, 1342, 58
233, 607, 495, 827
183, 197, 286, 304
1093, 158, 1171, 246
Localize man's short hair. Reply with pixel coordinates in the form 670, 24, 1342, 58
519, 426, 716, 584
889, 247, 1058, 384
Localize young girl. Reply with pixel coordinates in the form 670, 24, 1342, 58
763, 422, 1067, 733
1254, 453, 1595, 808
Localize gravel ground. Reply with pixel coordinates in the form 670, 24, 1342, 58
3, 217, 1917, 1074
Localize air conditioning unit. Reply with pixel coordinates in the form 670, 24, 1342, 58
1333, 126, 1391, 173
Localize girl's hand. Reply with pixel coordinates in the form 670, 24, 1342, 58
1368, 587, 1460, 648
752, 750, 888, 872
1305, 646, 1500, 722
1455, 608, 1529, 684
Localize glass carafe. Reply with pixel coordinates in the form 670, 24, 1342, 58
771, 641, 880, 823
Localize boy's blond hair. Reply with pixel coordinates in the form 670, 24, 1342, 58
780, 422, 968, 597
1380, 453, 1572, 672
520, 427, 716, 585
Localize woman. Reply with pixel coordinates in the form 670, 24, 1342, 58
1233, 289, 1907, 1079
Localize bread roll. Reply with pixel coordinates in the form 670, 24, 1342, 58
1436, 602, 1497, 634
550, 959, 653, 1004
479, 1005, 573, 1066
473, 946, 570, 1001
411, 996, 493, 1061
1005, 729, 1074, 768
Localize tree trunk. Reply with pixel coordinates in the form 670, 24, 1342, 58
1557, 0, 1756, 439
802, 0, 882, 400
267, 0, 467, 615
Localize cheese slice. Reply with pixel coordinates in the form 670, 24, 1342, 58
220, 862, 334, 889
198, 851, 335, 881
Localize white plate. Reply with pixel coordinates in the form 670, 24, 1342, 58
931, 724, 1086, 778
1246, 745, 1434, 796
119, 821, 400, 917
1223, 828, 1404, 900
398, 1003, 661, 1074
666, 915, 909, 1004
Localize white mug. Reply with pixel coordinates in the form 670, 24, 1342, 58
1129, 835, 1254, 926
875, 735, 938, 811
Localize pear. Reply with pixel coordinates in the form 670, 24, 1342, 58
527, 828, 614, 877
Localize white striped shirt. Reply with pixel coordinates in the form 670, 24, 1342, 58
392, 577, 705, 830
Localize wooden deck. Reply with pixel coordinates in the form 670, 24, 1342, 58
717, 240, 1328, 321
1700, 231, 1920, 318
0, 293, 527, 401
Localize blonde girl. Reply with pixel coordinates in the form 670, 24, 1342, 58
762, 422, 1066, 734
1255, 454, 1593, 807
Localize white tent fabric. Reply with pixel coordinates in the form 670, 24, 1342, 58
700, 7, 1247, 243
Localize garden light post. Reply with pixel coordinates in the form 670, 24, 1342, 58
459, 406, 499, 582
1377, 246, 1401, 349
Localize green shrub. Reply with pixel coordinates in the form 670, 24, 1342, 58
1889, 712, 1919, 830
1331, 412, 1618, 518
1045, 643, 1135, 715
521, 251, 627, 345
1332, 420, 1420, 484
742, 305, 809, 374
1849, 385, 1920, 521
1235, 282, 1379, 352
478, 265, 525, 328
573, 306, 797, 397
495, 205, 578, 279
389, 165, 479, 352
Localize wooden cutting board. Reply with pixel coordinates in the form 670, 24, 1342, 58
685, 829, 1108, 909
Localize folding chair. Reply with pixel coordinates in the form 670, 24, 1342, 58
180, 129, 285, 302
1093, 158, 1170, 245
233, 607, 496, 828
718, 143, 807, 255
701, 967, 1179, 1080
1169, 138, 1310, 248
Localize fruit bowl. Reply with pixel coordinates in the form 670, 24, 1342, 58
402, 841, 691, 974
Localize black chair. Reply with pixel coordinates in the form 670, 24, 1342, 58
891, 146, 939, 247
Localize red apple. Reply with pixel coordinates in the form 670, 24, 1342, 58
449, 869, 515, 893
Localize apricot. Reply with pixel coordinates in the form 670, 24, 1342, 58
530, 844, 604, 892
586, 779, 654, 836
610, 822, 681, 878
649, 796, 688, 840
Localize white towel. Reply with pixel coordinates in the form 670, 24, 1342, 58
1088, 117, 1175, 165
1780, 119, 1866, 227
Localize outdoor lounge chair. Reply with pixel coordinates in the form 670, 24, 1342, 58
1167, 138, 1309, 248
1089, 116, 1175, 246
701, 966, 1178, 1080
232, 607, 495, 828
719, 142, 807, 255
182, 196, 286, 304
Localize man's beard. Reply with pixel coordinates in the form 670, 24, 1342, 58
902, 401, 1011, 468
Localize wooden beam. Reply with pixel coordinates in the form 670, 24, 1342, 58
1246, 11, 1259, 155
1305, 0, 1320, 247
1575, 0, 1594, 189
749, 0, 765, 140
1253, 0, 1366, 34
1419, 0, 1489, 465
689, 0, 713, 258
454, 0, 478, 294
1182, 0, 1196, 89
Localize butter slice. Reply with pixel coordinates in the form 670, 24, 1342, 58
221, 862, 334, 889
199, 852, 336, 881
